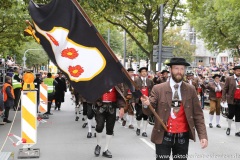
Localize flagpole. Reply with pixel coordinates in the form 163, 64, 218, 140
71, 0, 167, 132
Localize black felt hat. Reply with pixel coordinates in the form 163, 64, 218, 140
166, 58, 190, 66
186, 72, 194, 76
233, 65, 240, 70
212, 74, 221, 79
138, 67, 148, 72
127, 68, 135, 72
161, 70, 169, 74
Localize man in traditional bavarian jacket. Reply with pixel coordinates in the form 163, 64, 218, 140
141, 58, 208, 160
94, 84, 125, 158
12, 67, 22, 111
134, 67, 154, 137
203, 74, 224, 128
122, 68, 136, 129
43, 73, 57, 115
185, 72, 198, 90
222, 65, 240, 137
160, 70, 170, 83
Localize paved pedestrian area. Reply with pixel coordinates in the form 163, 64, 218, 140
0, 91, 240, 160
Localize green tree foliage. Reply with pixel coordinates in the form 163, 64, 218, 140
164, 28, 196, 62
188, 0, 240, 55
0, 0, 30, 55
79, 0, 187, 71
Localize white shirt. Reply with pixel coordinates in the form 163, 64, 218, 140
189, 79, 192, 85
214, 81, 222, 91
234, 74, 239, 86
170, 77, 182, 100
141, 77, 147, 86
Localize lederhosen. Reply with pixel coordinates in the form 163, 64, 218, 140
87, 102, 95, 120
156, 98, 189, 160
95, 88, 117, 135
209, 82, 222, 115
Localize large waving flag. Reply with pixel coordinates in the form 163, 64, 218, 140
28, 0, 137, 102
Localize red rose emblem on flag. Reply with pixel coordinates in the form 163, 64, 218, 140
61, 48, 79, 59
68, 65, 84, 77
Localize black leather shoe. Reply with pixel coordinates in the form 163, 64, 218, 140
129, 125, 134, 129
136, 128, 140, 136
44, 112, 53, 115
226, 128, 231, 135
3, 120, 12, 123
122, 120, 126, 126
87, 132, 92, 138
209, 123, 213, 128
102, 150, 112, 158
82, 123, 87, 128
94, 133, 96, 137
94, 145, 101, 156
235, 132, 240, 137
216, 124, 221, 128
75, 116, 79, 121
142, 132, 147, 137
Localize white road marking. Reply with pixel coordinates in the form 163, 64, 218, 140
140, 138, 155, 150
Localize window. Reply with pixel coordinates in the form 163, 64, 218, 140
221, 57, 228, 63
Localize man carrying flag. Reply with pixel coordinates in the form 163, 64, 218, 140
141, 58, 208, 160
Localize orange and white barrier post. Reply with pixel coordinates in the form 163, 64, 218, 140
21, 91, 37, 145
39, 84, 48, 113
18, 72, 40, 158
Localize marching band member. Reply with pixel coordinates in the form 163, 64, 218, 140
205, 74, 224, 128
86, 102, 96, 138
122, 68, 136, 129
222, 65, 240, 137
160, 70, 170, 83
134, 67, 154, 137
94, 84, 125, 158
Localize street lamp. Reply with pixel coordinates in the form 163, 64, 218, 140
23, 48, 44, 69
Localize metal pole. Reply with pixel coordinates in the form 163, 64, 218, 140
123, 30, 126, 68
158, 4, 164, 71
107, 28, 110, 46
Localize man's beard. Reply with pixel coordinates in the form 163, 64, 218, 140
171, 72, 184, 83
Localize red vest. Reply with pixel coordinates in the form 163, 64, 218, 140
216, 91, 222, 98
197, 87, 202, 93
102, 88, 117, 102
141, 87, 149, 97
234, 89, 240, 100
167, 104, 189, 133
